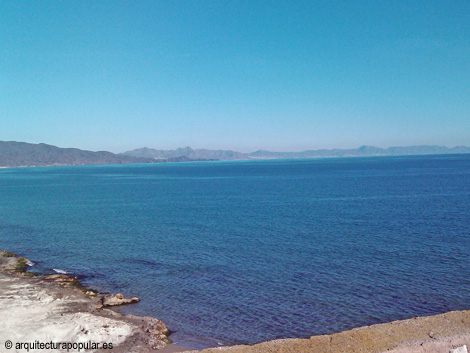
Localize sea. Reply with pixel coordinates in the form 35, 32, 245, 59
0, 155, 469, 349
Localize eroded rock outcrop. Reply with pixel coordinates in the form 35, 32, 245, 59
0, 250, 29, 273
103, 293, 140, 307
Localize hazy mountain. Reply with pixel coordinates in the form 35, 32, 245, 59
123, 146, 248, 160
124, 145, 470, 161
0, 141, 212, 168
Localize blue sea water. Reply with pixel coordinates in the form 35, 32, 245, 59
1, 155, 469, 348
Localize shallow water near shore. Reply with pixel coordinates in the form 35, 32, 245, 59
1, 155, 470, 349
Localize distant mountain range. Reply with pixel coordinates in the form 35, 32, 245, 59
0, 141, 212, 168
123, 146, 247, 160
123, 145, 470, 160
1, 141, 469, 168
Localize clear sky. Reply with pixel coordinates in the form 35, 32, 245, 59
1, 1, 469, 153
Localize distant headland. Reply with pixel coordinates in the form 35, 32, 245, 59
0, 141, 214, 168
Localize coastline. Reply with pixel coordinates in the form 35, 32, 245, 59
183, 310, 470, 353
1, 151, 470, 171
0, 250, 186, 353
2, 250, 469, 353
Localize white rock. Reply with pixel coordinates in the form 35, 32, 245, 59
450, 345, 468, 353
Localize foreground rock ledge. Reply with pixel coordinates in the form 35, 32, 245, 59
182, 309, 470, 353
0, 250, 172, 352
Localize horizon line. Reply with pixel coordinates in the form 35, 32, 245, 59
1, 140, 470, 154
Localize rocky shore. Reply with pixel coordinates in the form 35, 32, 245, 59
0, 250, 179, 353
2, 250, 469, 353
181, 312, 470, 353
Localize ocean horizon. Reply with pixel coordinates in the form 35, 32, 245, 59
1, 154, 469, 349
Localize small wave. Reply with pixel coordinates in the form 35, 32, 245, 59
26, 260, 35, 267
53, 268, 68, 274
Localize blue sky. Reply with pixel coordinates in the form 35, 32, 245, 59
1, 1, 469, 152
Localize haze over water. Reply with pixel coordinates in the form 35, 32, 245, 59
1, 155, 469, 348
